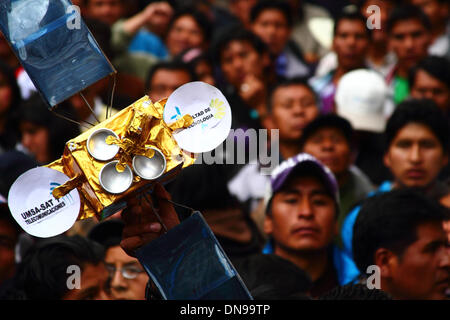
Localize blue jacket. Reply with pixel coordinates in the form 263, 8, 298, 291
129, 29, 168, 59
334, 181, 393, 284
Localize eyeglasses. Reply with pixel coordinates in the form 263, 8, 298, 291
105, 263, 144, 280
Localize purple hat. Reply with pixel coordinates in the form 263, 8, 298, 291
265, 153, 340, 207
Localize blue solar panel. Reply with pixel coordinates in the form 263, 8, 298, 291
0, 0, 115, 107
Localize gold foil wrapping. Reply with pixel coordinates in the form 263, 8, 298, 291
46, 96, 195, 220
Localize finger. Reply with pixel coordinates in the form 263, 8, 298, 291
122, 222, 162, 238
121, 230, 163, 255
121, 196, 141, 221
158, 2, 173, 14
154, 182, 171, 200
122, 194, 154, 225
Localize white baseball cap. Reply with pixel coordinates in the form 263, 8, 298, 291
335, 69, 388, 133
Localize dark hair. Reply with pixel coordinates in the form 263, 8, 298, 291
0, 61, 22, 150
0, 203, 21, 238
319, 283, 392, 300
84, 0, 124, 5
167, 163, 241, 212
88, 219, 124, 249
386, 4, 432, 34
333, 6, 370, 37
267, 76, 318, 112
173, 48, 214, 78
84, 18, 114, 61
384, 98, 450, 153
187, 51, 213, 71
8, 235, 105, 300
250, 0, 293, 27
211, 24, 269, 65
352, 189, 449, 273
16, 94, 81, 164
166, 7, 212, 43
0, 151, 38, 199
356, 0, 402, 8
409, 55, 450, 89
145, 60, 196, 93
298, 114, 354, 150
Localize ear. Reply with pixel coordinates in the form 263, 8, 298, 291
383, 151, 391, 169
374, 248, 397, 279
263, 215, 274, 236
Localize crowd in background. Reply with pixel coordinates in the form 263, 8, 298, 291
0, 0, 449, 300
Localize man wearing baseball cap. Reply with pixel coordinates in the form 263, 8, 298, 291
262, 153, 344, 297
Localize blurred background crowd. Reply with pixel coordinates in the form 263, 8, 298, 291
0, 0, 449, 300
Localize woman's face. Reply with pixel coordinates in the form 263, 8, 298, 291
20, 121, 51, 164
166, 15, 205, 56
0, 73, 12, 116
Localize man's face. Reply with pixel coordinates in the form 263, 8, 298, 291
384, 221, 450, 300
251, 9, 291, 56
389, 19, 431, 71
410, 69, 450, 114
105, 246, 148, 300
384, 122, 448, 188
302, 127, 352, 177
0, 220, 18, 284
86, 0, 123, 26
270, 84, 319, 141
63, 263, 111, 300
166, 15, 205, 57
220, 40, 265, 89
148, 69, 192, 102
265, 176, 337, 254
333, 19, 369, 71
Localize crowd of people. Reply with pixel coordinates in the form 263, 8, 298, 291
0, 0, 449, 300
